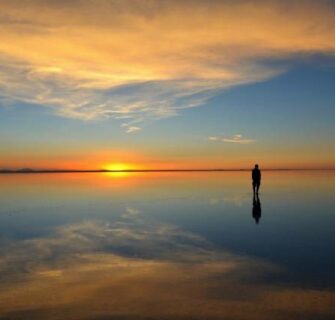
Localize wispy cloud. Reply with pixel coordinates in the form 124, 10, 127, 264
121, 123, 142, 133
209, 134, 255, 144
0, 0, 335, 130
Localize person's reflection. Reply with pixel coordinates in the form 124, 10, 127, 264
252, 194, 262, 224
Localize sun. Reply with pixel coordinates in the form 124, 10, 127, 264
102, 162, 140, 178
104, 163, 131, 172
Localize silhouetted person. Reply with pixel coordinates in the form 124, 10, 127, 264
252, 193, 262, 224
252, 164, 261, 194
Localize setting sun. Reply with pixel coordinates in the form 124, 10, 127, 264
104, 163, 134, 172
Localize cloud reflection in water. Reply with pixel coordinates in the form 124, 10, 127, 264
0, 215, 334, 320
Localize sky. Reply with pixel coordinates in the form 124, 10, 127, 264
0, 0, 335, 170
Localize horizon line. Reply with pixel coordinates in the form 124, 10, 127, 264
0, 168, 335, 174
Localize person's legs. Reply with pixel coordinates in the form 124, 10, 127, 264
256, 182, 260, 193
252, 182, 256, 194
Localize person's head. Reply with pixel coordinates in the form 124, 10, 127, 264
255, 164, 259, 169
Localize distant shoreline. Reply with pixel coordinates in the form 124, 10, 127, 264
0, 168, 334, 174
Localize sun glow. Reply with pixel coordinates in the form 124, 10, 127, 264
102, 162, 141, 178
104, 163, 133, 172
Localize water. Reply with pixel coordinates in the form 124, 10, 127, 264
0, 171, 334, 319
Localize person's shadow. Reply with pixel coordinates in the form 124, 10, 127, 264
252, 194, 262, 224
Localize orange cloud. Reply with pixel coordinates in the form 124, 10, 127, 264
0, 0, 334, 130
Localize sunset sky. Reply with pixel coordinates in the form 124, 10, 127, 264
0, 0, 335, 170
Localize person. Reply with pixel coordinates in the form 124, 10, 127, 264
252, 164, 261, 194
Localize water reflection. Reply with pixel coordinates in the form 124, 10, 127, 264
1, 219, 334, 320
252, 193, 262, 224
0, 171, 334, 319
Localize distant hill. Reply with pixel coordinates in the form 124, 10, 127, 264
0, 168, 36, 173
17, 168, 35, 173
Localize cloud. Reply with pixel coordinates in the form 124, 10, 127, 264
126, 126, 141, 133
209, 134, 255, 144
0, 0, 335, 128
121, 123, 142, 134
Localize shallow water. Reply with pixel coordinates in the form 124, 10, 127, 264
0, 171, 334, 319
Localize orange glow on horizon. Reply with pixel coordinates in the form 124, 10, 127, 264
104, 163, 131, 171
1, 148, 334, 172
102, 163, 145, 179
102, 162, 144, 172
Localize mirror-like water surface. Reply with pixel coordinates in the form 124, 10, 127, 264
0, 171, 334, 319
